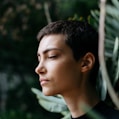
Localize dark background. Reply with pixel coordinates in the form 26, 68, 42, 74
1, 0, 116, 119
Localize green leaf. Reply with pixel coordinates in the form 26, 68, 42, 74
31, 88, 68, 113
61, 113, 71, 119
111, 0, 119, 10
81, 103, 106, 119
112, 37, 119, 84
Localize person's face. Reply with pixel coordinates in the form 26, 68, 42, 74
35, 34, 82, 96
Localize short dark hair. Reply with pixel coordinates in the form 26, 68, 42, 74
37, 20, 99, 86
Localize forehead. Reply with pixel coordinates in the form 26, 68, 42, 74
38, 34, 67, 53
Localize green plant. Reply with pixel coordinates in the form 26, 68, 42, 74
31, 88, 70, 119
91, 0, 119, 102
32, 0, 119, 118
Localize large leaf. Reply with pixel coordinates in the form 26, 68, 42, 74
31, 88, 68, 113
91, 0, 119, 58
91, 0, 119, 100
112, 37, 119, 84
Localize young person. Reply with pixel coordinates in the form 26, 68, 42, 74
35, 20, 119, 119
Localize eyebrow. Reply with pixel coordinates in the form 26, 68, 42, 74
37, 48, 62, 56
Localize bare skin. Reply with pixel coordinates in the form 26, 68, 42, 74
35, 34, 99, 118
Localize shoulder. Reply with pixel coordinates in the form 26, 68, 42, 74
94, 101, 119, 119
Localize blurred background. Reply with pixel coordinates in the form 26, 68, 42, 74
1, 0, 118, 119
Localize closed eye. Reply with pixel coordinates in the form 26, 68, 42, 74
48, 55, 58, 59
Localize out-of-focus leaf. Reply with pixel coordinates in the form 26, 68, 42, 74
112, 37, 119, 84
31, 88, 68, 113
112, 0, 119, 9
91, 0, 119, 100
113, 37, 119, 61
91, 0, 119, 58
61, 112, 71, 119
97, 70, 107, 100
115, 58, 119, 82
91, 10, 99, 22
106, 5, 119, 20
81, 103, 106, 119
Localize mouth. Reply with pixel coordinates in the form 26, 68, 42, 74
40, 78, 49, 86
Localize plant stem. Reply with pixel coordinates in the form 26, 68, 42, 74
99, 0, 119, 109
44, 2, 52, 24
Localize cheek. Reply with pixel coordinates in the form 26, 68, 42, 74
47, 59, 79, 84
43, 59, 81, 96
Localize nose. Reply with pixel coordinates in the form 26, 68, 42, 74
35, 63, 46, 75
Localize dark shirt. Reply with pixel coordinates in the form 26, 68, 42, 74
71, 101, 119, 119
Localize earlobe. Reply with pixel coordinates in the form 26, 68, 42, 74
81, 52, 95, 73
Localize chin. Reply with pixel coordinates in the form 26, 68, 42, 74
42, 88, 58, 96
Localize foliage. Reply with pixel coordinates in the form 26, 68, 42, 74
0, 0, 99, 119
0, 0, 45, 73
55, 0, 98, 20
0, 110, 35, 119
91, 0, 119, 57
91, 0, 119, 101
31, 88, 70, 119
31, 88, 106, 119
0, 109, 62, 119
32, 0, 119, 118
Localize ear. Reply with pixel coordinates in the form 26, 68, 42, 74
80, 52, 95, 73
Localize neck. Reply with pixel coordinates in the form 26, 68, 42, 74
62, 83, 100, 118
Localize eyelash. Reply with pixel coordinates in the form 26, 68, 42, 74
48, 55, 58, 59
37, 55, 58, 62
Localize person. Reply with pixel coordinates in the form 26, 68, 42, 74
35, 20, 119, 119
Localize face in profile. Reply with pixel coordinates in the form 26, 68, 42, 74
35, 34, 82, 96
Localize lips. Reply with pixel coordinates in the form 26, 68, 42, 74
40, 78, 49, 86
